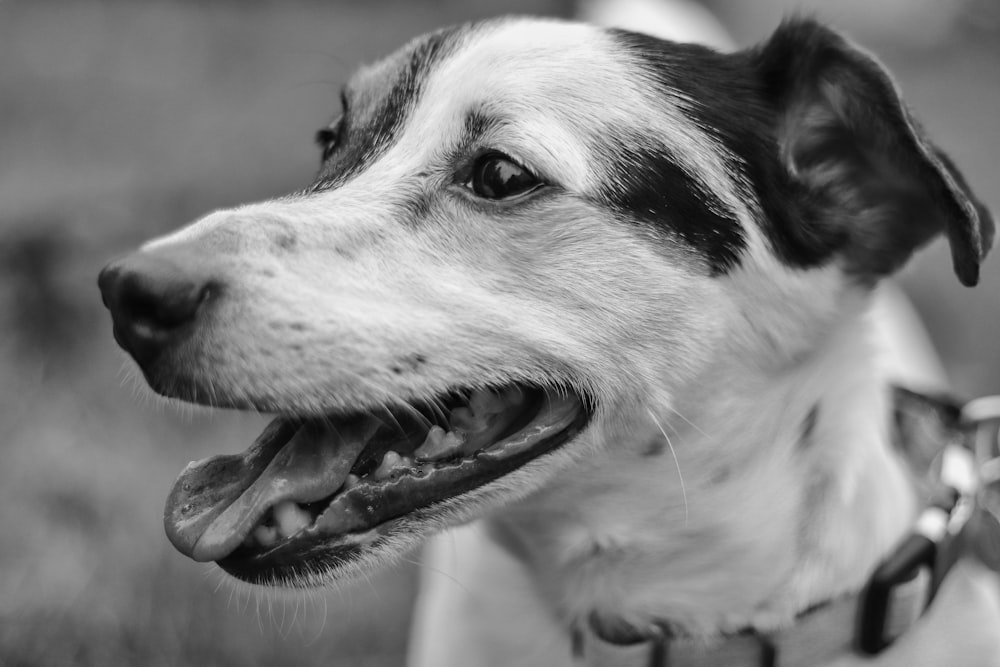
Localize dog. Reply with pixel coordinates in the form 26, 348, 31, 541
98, 15, 999, 666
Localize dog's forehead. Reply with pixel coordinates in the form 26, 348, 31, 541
338, 19, 619, 149
319, 20, 622, 191
323, 19, 756, 274
339, 19, 742, 191
406, 19, 647, 138
346, 19, 609, 103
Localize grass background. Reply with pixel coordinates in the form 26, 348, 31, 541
1, 1, 997, 665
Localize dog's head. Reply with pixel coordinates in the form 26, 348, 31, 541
98, 17, 992, 586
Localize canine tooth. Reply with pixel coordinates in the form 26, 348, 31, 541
253, 524, 278, 547
273, 500, 310, 538
415, 425, 464, 460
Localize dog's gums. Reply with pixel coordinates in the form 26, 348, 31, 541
163, 385, 589, 578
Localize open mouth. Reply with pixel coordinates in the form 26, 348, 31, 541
163, 383, 590, 584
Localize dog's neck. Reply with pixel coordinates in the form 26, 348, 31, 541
489, 287, 919, 638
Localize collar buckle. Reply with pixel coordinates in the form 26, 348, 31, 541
855, 493, 955, 654
857, 394, 1000, 654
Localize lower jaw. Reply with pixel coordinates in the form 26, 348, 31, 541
214, 390, 591, 585
218, 531, 367, 585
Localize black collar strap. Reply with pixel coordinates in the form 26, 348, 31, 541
572, 580, 928, 667
570, 388, 1000, 667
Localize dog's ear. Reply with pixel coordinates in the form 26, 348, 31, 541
753, 18, 994, 286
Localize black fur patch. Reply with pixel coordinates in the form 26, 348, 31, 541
616, 23, 992, 285
599, 137, 745, 274
612, 29, 846, 271
440, 109, 503, 178
752, 20, 993, 286
310, 29, 457, 190
460, 110, 495, 146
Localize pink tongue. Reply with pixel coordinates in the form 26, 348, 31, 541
164, 416, 376, 562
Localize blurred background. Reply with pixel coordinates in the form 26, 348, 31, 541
1, 0, 997, 665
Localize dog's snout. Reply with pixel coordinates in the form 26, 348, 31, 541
98, 252, 217, 367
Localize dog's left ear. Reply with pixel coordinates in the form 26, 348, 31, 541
753, 19, 994, 286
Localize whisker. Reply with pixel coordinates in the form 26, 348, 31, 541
398, 551, 468, 593
664, 403, 711, 442
425, 394, 452, 425
343, 371, 438, 432
646, 408, 689, 526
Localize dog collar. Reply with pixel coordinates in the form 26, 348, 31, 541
570, 388, 1000, 667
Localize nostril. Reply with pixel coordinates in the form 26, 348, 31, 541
118, 273, 213, 333
98, 252, 219, 365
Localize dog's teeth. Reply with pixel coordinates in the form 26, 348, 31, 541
415, 425, 464, 461
344, 473, 361, 490
371, 450, 411, 480
253, 524, 278, 547
454, 387, 522, 434
469, 388, 506, 417
450, 405, 501, 437
273, 500, 310, 538
449, 407, 480, 432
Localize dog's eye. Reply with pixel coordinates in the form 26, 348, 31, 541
314, 123, 342, 163
468, 153, 542, 200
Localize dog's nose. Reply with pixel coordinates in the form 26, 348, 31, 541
98, 252, 216, 367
